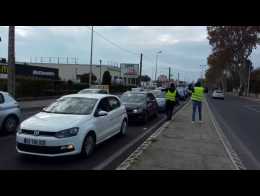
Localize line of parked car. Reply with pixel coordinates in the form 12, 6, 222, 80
0, 85, 190, 159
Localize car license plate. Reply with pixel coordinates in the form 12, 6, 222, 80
24, 138, 46, 146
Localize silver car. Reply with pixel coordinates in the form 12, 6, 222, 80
0, 91, 21, 133
151, 90, 166, 112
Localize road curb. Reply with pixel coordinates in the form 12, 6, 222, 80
205, 98, 246, 170
116, 100, 191, 170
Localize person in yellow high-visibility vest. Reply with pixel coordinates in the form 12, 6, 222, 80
163, 83, 179, 121
190, 81, 205, 123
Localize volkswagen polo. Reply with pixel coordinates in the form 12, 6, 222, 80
16, 94, 128, 158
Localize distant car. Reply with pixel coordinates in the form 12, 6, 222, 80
212, 90, 224, 99
0, 91, 21, 134
177, 87, 186, 101
78, 88, 109, 94
121, 91, 158, 124
131, 87, 144, 92
150, 90, 166, 112
16, 94, 128, 157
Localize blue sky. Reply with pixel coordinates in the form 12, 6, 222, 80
0, 26, 259, 83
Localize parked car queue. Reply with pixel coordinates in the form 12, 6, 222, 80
0, 86, 189, 158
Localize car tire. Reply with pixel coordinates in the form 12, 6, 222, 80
81, 133, 96, 158
119, 119, 127, 137
154, 109, 159, 118
3, 115, 18, 134
142, 112, 148, 124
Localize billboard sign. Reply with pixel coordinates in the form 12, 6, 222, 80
120, 63, 139, 76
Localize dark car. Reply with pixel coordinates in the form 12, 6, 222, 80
120, 91, 159, 124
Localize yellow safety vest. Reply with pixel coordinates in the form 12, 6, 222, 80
192, 87, 204, 102
165, 90, 176, 102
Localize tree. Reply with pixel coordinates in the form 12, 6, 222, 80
102, 71, 111, 85
140, 75, 151, 82
80, 73, 97, 84
206, 26, 260, 94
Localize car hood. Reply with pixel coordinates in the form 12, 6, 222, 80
21, 112, 91, 132
122, 102, 145, 109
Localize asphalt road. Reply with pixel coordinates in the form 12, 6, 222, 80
0, 101, 187, 170
207, 94, 260, 169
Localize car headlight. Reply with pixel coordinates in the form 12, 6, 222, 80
55, 127, 79, 138
133, 108, 143, 113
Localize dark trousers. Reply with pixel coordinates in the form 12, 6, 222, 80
166, 100, 175, 120
192, 100, 202, 121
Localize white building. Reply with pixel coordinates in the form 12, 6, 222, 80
26, 63, 121, 84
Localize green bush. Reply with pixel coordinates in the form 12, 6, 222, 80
15, 77, 89, 98
0, 79, 7, 91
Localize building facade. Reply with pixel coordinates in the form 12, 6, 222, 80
26, 63, 121, 84
0, 62, 59, 80
120, 63, 140, 86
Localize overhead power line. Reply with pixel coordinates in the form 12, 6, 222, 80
87, 27, 139, 56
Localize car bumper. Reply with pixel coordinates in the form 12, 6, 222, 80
16, 133, 82, 157
127, 112, 145, 121
212, 95, 224, 99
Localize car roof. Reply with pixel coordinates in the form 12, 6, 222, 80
80, 88, 105, 91
0, 91, 9, 96
61, 93, 114, 99
124, 91, 148, 95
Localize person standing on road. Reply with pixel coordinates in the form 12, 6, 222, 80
163, 83, 179, 121
190, 81, 204, 123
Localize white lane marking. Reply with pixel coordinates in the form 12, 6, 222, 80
92, 116, 167, 170
243, 105, 260, 113
206, 99, 246, 170
116, 100, 191, 170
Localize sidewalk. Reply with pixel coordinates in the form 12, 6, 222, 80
119, 100, 236, 170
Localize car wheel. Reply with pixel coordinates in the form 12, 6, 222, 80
81, 133, 96, 158
154, 109, 159, 118
119, 120, 127, 136
143, 112, 149, 124
3, 115, 18, 134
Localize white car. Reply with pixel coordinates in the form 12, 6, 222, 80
0, 91, 21, 134
212, 90, 224, 99
16, 94, 128, 157
78, 88, 109, 94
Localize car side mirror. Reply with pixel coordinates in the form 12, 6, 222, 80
97, 110, 108, 117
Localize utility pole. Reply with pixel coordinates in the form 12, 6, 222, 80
89, 26, 94, 87
178, 72, 180, 85
168, 67, 171, 81
139, 53, 143, 87
7, 26, 15, 97
99, 59, 102, 85
154, 51, 162, 82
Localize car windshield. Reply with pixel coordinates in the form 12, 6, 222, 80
79, 89, 100, 94
43, 97, 98, 115
121, 93, 146, 103
151, 91, 165, 98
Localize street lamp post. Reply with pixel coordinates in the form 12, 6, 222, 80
155, 51, 162, 82
89, 26, 94, 87
200, 65, 207, 79
99, 59, 102, 85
